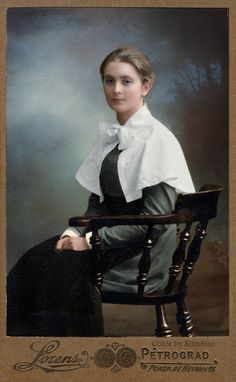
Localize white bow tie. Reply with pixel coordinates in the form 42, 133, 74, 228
99, 122, 135, 150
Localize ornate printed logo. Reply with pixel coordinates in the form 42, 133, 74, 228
94, 342, 137, 372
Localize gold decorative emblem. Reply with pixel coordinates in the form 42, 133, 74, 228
94, 342, 137, 372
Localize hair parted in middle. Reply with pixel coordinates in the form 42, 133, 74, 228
100, 46, 155, 85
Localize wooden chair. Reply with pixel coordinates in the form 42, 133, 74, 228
69, 184, 222, 337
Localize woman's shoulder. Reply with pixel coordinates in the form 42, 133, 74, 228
148, 116, 181, 147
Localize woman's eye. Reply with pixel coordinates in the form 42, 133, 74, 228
123, 79, 132, 86
105, 79, 114, 85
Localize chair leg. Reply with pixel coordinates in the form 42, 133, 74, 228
176, 299, 194, 337
155, 304, 172, 337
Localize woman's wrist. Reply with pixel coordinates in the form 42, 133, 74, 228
60, 227, 81, 239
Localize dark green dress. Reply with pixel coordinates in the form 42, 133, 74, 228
82, 145, 176, 293
7, 145, 176, 336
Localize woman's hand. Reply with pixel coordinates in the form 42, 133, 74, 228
55, 236, 89, 253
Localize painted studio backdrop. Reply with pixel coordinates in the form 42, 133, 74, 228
7, 8, 228, 336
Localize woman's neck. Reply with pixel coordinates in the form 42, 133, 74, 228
116, 102, 144, 125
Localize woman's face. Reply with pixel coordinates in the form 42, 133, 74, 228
103, 60, 151, 124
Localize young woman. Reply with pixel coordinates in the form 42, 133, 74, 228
7, 47, 194, 336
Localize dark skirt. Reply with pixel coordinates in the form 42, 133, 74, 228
7, 236, 104, 337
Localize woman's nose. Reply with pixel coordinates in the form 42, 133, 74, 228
113, 81, 122, 93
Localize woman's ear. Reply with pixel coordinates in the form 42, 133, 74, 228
142, 81, 152, 97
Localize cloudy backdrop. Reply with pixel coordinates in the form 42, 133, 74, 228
7, 7, 228, 271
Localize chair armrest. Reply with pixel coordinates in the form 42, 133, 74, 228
68, 184, 223, 230
69, 213, 179, 231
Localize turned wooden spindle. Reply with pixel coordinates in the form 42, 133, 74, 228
180, 221, 208, 287
176, 299, 194, 336
90, 229, 103, 290
166, 222, 192, 292
137, 225, 154, 296
155, 304, 173, 337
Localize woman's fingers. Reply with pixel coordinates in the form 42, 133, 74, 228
54, 238, 68, 253
55, 237, 89, 253
71, 237, 89, 251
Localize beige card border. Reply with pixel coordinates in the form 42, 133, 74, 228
0, 1, 235, 381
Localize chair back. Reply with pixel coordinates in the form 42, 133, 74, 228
166, 184, 222, 293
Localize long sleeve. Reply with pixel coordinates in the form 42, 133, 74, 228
75, 193, 109, 237
61, 193, 108, 239
98, 182, 176, 250
84, 193, 109, 217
